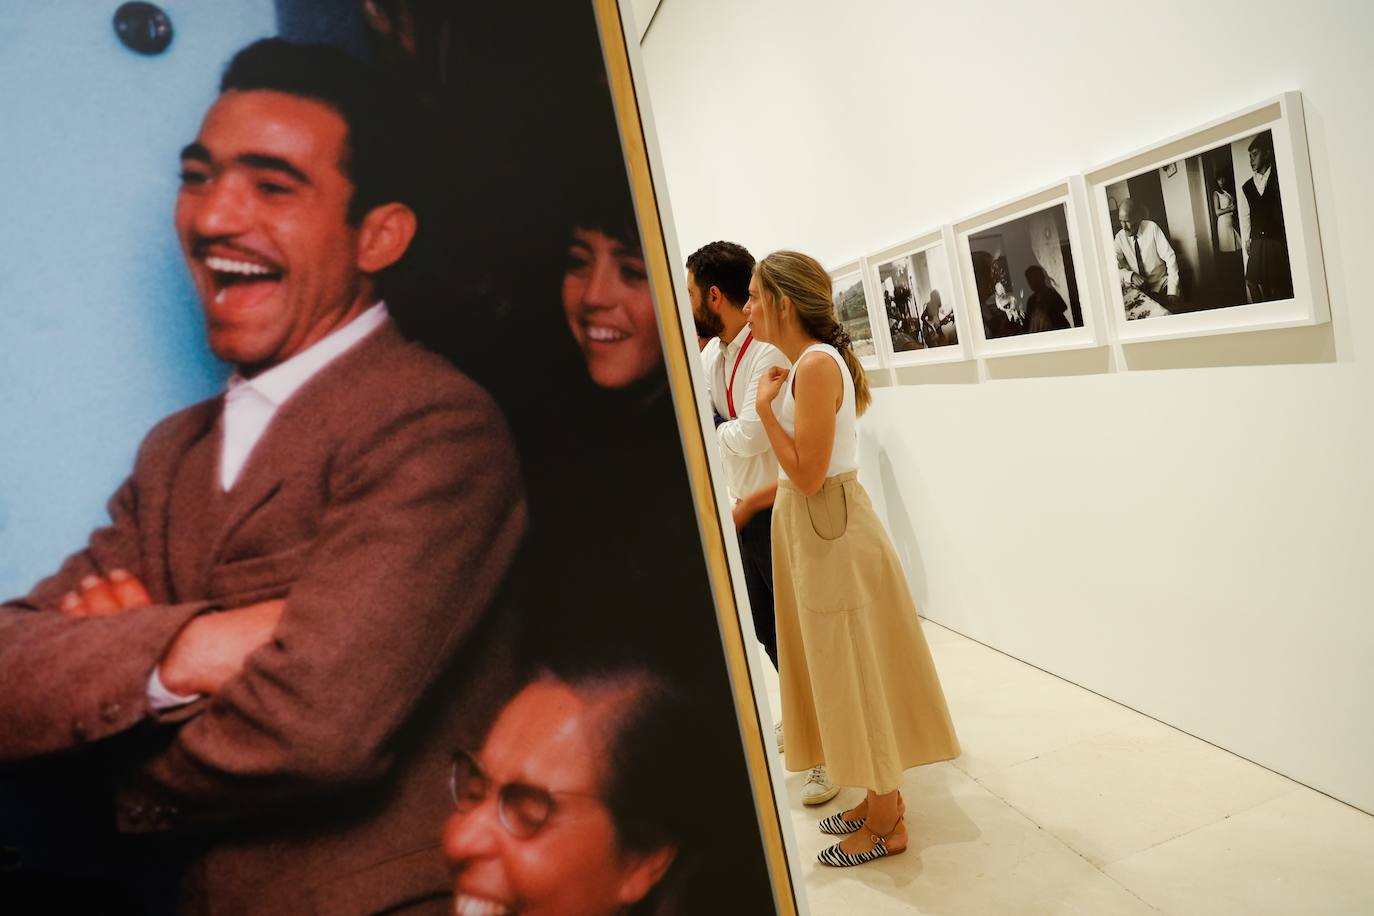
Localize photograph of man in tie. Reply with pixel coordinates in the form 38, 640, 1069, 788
1100, 128, 1297, 323
1114, 198, 1180, 317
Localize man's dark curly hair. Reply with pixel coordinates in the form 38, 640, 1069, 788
686, 241, 754, 307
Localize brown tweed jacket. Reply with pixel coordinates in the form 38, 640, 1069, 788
0, 321, 527, 914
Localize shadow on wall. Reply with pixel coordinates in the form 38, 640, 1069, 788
892, 361, 981, 386
1298, 99, 1351, 362
877, 448, 931, 613
868, 367, 896, 388
1121, 321, 1336, 371
984, 346, 1116, 381
896, 323, 1335, 380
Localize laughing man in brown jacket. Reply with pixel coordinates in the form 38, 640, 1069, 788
0, 40, 525, 914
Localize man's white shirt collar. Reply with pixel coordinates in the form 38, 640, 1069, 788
721, 323, 752, 357
220, 301, 388, 490
227, 301, 389, 406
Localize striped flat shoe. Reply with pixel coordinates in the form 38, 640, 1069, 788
818, 796, 904, 836
816, 819, 907, 867
817, 809, 865, 835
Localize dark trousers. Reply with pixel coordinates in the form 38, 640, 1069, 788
738, 507, 778, 670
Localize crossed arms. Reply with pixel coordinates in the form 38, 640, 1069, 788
0, 389, 526, 829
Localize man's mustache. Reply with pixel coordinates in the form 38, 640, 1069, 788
189, 236, 281, 268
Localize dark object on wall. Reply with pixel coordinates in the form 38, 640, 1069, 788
112, 2, 173, 55
275, 0, 370, 61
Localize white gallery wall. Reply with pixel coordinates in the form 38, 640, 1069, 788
639, 0, 1374, 812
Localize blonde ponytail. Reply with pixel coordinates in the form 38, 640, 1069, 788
754, 251, 872, 415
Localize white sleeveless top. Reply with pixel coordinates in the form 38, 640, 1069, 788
777, 343, 858, 480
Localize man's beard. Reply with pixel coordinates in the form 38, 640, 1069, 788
694, 306, 723, 339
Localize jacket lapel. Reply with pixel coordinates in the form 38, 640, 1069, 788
206, 321, 404, 566
145, 399, 222, 604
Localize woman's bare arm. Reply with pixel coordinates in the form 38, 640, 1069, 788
757, 352, 842, 495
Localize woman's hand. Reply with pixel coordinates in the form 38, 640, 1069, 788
755, 366, 788, 414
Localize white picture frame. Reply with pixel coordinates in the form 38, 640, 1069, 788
864, 226, 972, 367
1085, 92, 1328, 344
827, 258, 885, 370
953, 177, 1105, 359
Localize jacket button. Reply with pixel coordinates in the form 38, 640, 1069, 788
101, 702, 122, 723
125, 804, 146, 825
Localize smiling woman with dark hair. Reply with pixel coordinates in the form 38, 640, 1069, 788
561, 224, 660, 392
552, 102, 664, 398
510, 107, 715, 670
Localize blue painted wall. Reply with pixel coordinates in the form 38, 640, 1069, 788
0, 1, 277, 595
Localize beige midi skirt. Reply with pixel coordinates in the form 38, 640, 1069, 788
773, 471, 959, 793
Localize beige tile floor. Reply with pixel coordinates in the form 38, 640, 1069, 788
760, 619, 1374, 916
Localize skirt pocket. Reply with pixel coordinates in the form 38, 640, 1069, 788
792, 481, 863, 613
804, 483, 849, 541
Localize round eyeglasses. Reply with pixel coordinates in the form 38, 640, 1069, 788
449, 749, 603, 839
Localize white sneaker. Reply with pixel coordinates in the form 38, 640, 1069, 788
801, 765, 840, 806
774, 722, 785, 754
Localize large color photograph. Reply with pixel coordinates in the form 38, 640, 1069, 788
0, 3, 779, 914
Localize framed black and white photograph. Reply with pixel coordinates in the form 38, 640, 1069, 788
1086, 92, 1328, 343
828, 259, 884, 370
866, 227, 970, 366
953, 179, 1103, 358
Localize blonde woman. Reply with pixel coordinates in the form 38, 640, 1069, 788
748, 251, 959, 867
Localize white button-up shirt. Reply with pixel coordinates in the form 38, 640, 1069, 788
220, 302, 390, 489
148, 301, 389, 709
701, 325, 790, 502
1114, 220, 1180, 297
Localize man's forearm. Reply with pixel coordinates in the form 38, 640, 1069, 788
0, 599, 211, 762
742, 482, 778, 516
157, 599, 285, 697
717, 417, 772, 459
0, 476, 209, 760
